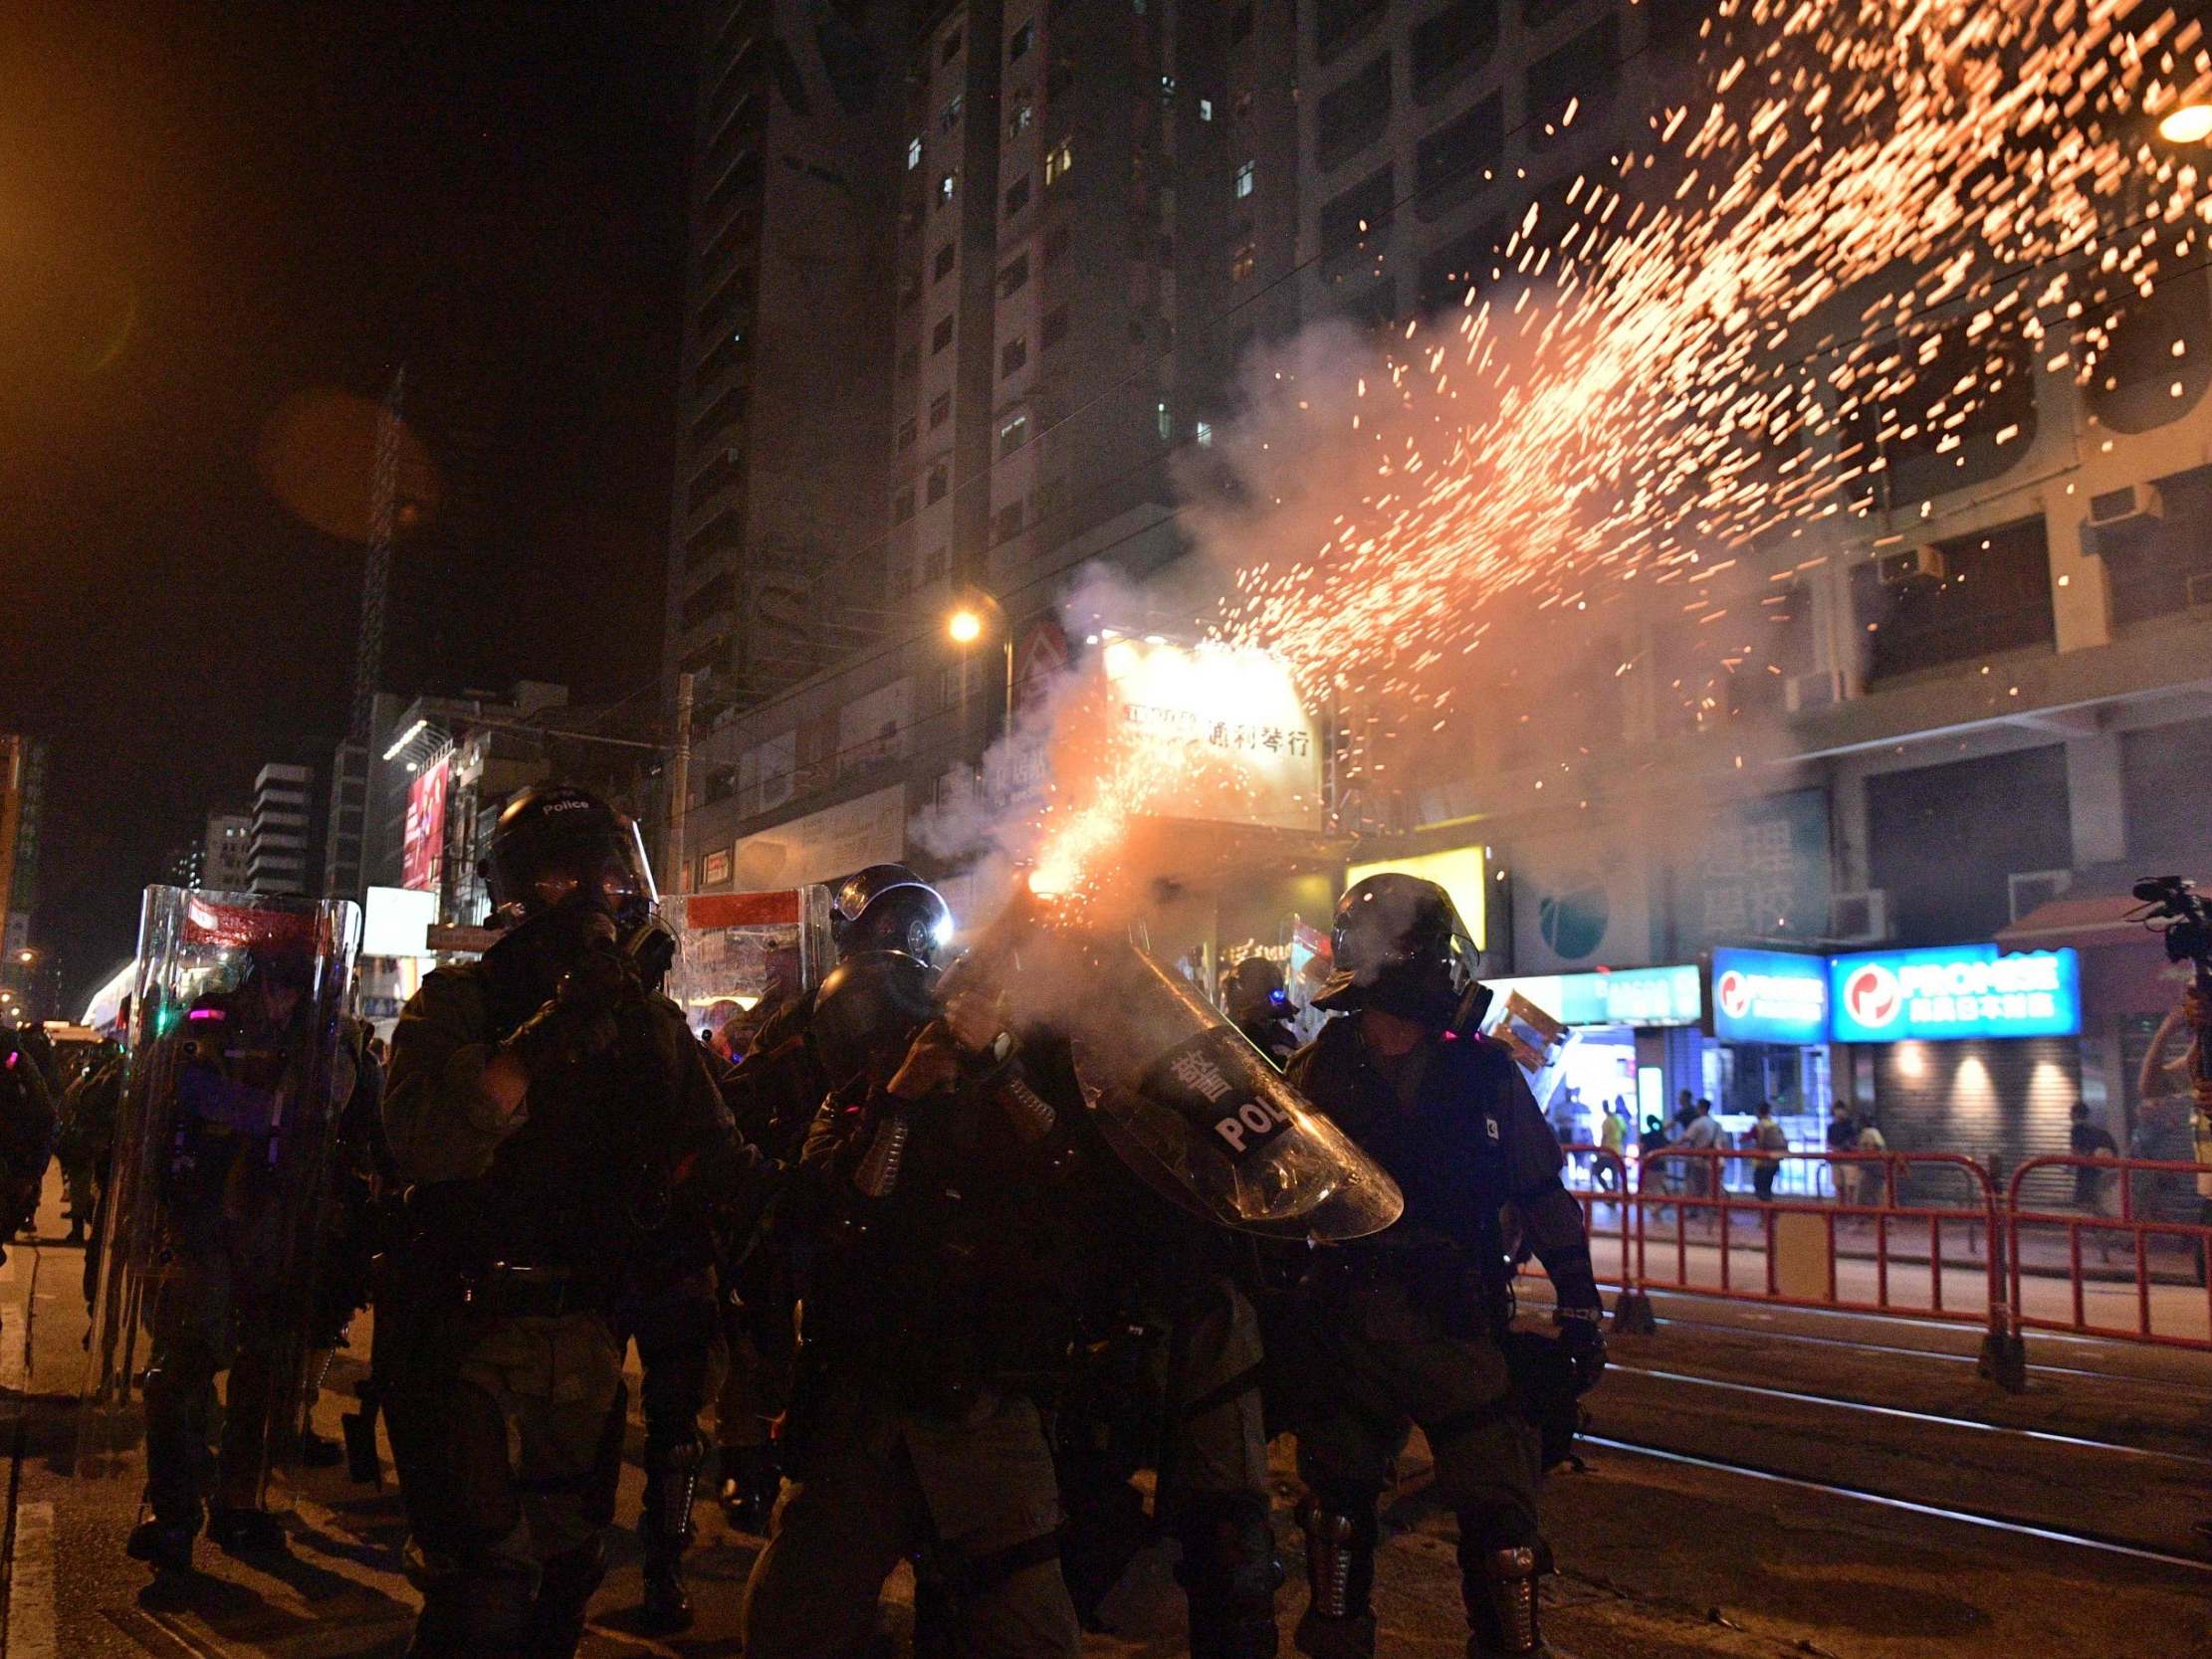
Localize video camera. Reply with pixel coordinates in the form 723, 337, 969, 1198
2131, 876, 2212, 972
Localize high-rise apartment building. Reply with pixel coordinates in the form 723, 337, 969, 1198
664, 0, 906, 726
204, 810, 255, 892
248, 763, 320, 897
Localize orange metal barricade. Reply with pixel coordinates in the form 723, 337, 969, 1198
2004, 1155, 2212, 1352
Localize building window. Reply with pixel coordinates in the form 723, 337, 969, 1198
1200, 98, 1214, 120
1526, 16, 1619, 147
940, 93, 965, 132
999, 253, 1030, 297
898, 344, 920, 380
930, 390, 953, 428
1047, 56, 1074, 99
941, 27, 963, 62
932, 314, 955, 353
1316, 54, 1393, 171
897, 418, 919, 450
1234, 159, 1256, 198
1230, 242, 1256, 282
1009, 20, 1035, 59
924, 542, 949, 581
1044, 139, 1074, 185
1042, 304, 1070, 347
998, 413, 1030, 455
1043, 223, 1072, 266
1195, 420, 1215, 447
1156, 400, 1172, 442
939, 171, 958, 205
907, 135, 923, 170
927, 462, 951, 504
899, 270, 923, 310
935, 245, 957, 283
1001, 336, 1029, 376
1234, 89, 1253, 119
1007, 102, 1034, 137
1005, 174, 1032, 214
1416, 94, 1502, 211
893, 487, 917, 523
993, 500, 1025, 542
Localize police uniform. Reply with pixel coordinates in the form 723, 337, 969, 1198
379, 912, 741, 1659
1282, 1020, 1599, 1658
740, 972, 1083, 1659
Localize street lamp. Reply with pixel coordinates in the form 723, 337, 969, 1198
944, 590, 1017, 759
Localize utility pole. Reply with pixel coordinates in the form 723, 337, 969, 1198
666, 670, 696, 897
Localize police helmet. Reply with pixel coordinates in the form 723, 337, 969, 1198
1315, 873, 1478, 1020
831, 864, 954, 963
480, 784, 659, 930
807, 949, 940, 1091
1222, 954, 1289, 1025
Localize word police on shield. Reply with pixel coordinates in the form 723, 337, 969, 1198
1140, 1032, 1298, 1162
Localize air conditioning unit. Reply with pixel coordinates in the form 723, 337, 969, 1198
1785, 670, 1845, 714
2086, 482, 2163, 531
1830, 889, 1890, 943
2008, 869, 2073, 923
1876, 544, 1945, 585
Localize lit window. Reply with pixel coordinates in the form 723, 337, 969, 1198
1160, 75, 1177, 102
1195, 420, 1214, 447
939, 172, 957, 205
1200, 98, 1214, 120
999, 413, 1030, 454
1044, 139, 1073, 185
1156, 401, 1172, 442
1234, 160, 1255, 198
1007, 102, 1034, 137
907, 136, 923, 170
1010, 20, 1035, 59
1230, 242, 1255, 282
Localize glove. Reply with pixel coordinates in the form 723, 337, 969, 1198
1554, 1305, 1607, 1395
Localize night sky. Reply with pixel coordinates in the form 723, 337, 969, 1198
0, 3, 693, 1007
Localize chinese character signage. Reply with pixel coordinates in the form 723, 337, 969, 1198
401, 755, 450, 894
1829, 944, 2080, 1043
1099, 637, 1322, 831
1671, 788, 1832, 948
1711, 946, 1830, 1044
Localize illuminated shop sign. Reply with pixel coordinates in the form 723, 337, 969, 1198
1710, 946, 1830, 1044
1829, 944, 2080, 1043
1485, 963, 1703, 1029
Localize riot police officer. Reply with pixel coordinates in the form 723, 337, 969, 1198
378, 785, 749, 1659
1223, 954, 1299, 1066
713, 864, 955, 1531
740, 949, 1083, 1659
1282, 875, 1605, 1659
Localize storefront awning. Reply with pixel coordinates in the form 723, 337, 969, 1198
1995, 894, 2151, 951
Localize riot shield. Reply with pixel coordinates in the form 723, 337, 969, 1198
952, 893, 1404, 1241
665, 885, 836, 1038
79, 888, 361, 1514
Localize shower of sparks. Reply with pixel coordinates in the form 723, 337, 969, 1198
1028, 0, 2212, 906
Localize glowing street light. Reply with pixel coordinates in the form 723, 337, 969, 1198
947, 606, 986, 646
944, 591, 1015, 758
2159, 104, 2212, 143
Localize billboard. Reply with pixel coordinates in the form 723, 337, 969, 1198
401, 754, 450, 894
1711, 946, 1830, 1044
1829, 944, 2080, 1043
1098, 636, 1322, 831
1484, 963, 1703, 1028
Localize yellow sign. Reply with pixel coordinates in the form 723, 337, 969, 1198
1346, 844, 1488, 951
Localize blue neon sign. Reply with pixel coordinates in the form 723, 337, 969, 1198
1711, 947, 1829, 1044
1829, 944, 2080, 1043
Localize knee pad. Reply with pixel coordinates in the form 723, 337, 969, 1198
1456, 1534, 1549, 1658
1296, 1486, 1379, 1622
641, 1434, 706, 1554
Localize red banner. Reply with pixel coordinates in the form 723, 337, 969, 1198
402, 755, 450, 893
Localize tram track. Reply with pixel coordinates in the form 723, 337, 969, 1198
1581, 1432, 2212, 1576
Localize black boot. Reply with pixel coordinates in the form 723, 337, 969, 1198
635, 1435, 702, 1633
207, 1505, 288, 1555
523, 1540, 606, 1659
125, 1506, 200, 1575
716, 1441, 778, 1532
639, 1555, 693, 1634
1175, 1491, 1283, 1659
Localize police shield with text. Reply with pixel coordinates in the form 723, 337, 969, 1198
377, 785, 750, 1658
1281, 874, 1605, 1659
80, 889, 359, 1575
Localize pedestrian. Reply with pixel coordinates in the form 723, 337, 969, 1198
1279, 875, 1604, 1658
376, 786, 754, 1657
0, 1024, 55, 1250
1679, 1097, 1721, 1205
1597, 1101, 1628, 1191
1827, 1102, 1862, 1207
1750, 1102, 1787, 1201
1855, 1118, 1889, 1209
2069, 1101, 2119, 1213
